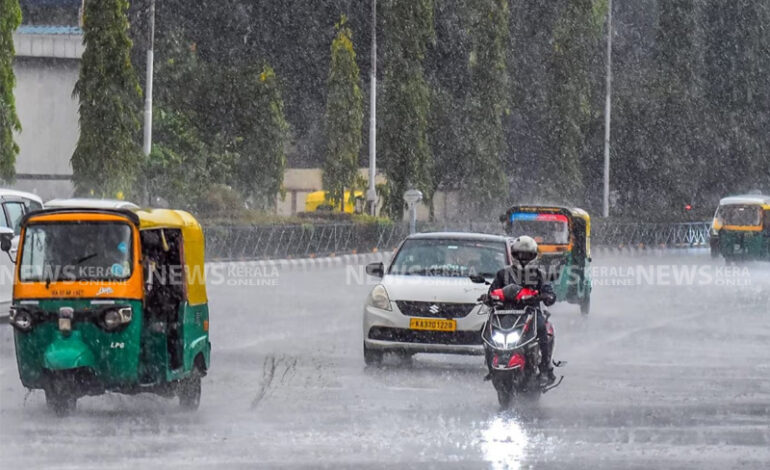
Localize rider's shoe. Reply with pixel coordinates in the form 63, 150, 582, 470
539, 366, 556, 386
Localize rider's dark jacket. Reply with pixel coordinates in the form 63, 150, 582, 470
489, 261, 556, 308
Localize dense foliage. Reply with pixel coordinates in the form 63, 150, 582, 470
322, 16, 363, 211
23, 0, 769, 218
0, 0, 22, 182
72, 0, 142, 197
379, 0, 435, 219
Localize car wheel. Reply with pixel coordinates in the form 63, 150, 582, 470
363, 342, 383, 367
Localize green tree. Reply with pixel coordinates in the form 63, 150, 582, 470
322, 16, 363, 211
0, 0, 22, 182
648, 0, 703, 212
381, 0, 435, 219
72, 0, 142, 197
702, 0, 770, 198
463, 0, 509, 211
545, 0, 607, 203
229, 65, 289, 210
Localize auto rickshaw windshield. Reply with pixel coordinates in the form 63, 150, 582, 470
508, 213, 570, 245
718, 205, 762, 227
19, 222, 133, 282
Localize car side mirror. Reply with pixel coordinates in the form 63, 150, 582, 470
469, 274, 488, 284
0, 227, 13, 253
366, 262, 384, 278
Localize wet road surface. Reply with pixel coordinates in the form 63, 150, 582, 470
1, 251, 769, 469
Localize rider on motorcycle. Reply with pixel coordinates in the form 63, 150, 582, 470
489, 236, 557, 385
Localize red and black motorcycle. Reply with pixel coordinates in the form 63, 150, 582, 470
472, 280, 563, 408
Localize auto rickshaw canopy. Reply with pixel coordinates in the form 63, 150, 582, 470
133, 209, 208, 306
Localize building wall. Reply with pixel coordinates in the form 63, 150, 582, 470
10, 31, 82, 200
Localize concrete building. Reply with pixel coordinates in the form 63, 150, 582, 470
10, 25, 81, 200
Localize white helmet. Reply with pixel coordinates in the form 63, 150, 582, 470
511, 236, 538, 265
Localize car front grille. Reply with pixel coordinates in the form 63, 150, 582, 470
395, 301, 476, 318
368, 327, 482, 346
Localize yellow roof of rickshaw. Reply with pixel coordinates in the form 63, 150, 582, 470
718, 195, 770, 208
132, 208, 201, 231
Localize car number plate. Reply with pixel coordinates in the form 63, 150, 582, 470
409, 318, 456, 332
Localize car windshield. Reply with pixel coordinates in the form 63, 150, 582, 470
19, 222, 133, 282
719, 205, 762, 226
389, 239, 507, 277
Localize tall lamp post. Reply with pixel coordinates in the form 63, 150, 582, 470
142, 0, 155, 157
602, 0, 613, 218
366, 0, 377, 216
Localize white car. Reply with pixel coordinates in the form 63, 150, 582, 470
362, 232, 512, 365
0, 189, 44, 302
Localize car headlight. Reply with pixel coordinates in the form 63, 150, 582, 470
367, 285, 392, 311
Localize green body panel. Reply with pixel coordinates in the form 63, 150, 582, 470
718, 231, 769, 259
13, 297, 210, 392
14, 299, 144, 389
43, 331, 97, 370
549, 252, 591, 304
181, 302, 211, 373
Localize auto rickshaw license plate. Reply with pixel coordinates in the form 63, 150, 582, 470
409, 318, 456, 332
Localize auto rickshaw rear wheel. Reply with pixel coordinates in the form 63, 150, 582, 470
178, 360, 204, 411
580, 295, 591, 315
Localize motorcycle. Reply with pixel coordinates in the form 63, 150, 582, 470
471, 276, 564, 408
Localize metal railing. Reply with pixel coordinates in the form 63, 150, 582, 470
204, 220, 712, 261
205, 223, 409, 261
591, 221, 710, 248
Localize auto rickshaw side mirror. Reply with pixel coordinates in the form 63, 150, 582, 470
366, 262, 384, 278
0, 227, 14, 253
469, 274, 487, 284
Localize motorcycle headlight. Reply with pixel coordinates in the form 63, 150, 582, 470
492, 331, 506, 347
506, 331, 521, 345
367, 285, 392, 311
10, 309, 33, 332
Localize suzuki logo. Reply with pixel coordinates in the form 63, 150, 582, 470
428, 304, 440, 314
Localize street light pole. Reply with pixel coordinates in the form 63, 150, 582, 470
366, 0, 377, 216
602, 0, 613, 218
142, 0, 155, 157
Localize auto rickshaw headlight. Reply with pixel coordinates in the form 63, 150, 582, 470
103, 307, 132, 331
10, 308, 33, 332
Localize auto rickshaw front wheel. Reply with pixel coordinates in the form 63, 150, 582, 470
45, 382, 78, 416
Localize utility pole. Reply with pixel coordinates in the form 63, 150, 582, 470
366, 0, 377, 216
142, 0, 155, 157
602, 0, 613, 218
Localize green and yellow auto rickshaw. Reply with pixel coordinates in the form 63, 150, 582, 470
502, 205, 592, 314
709, 195, 770, 260
1, 207, 211, 415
